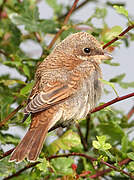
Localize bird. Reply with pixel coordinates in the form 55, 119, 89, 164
10, 32, 112, 162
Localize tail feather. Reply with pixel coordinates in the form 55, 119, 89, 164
28, 126, 47, 161
10, 106, 59, 162
10, 124, 48, 162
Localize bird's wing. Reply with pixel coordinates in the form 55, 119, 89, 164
24, 80, 73, 114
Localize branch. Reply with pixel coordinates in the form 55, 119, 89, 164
126, 105, 134, 119
58, 0, 97, 20
90, 92, 134, 114
0, 101, 25, 128
90, 158, 131, 179
3, 153, 133, 180
103, 24, 134, 49
0, 148, 15, 160
85, 114, 91, 143
89, 169, 111, 178
3, 161, 40, 180
75, 123, 88, 151
47, 0, 79, 49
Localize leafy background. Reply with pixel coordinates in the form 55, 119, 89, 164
0, 0, 134, 179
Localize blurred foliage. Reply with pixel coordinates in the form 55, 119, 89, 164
0, 0, 134, 179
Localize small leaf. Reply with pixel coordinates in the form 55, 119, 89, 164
119, 81, 134, 89
20, 81, 34, 96
104, 60, 120, 66
92, 140, 101, 149
23, 64, 30, 78
127, 152, 134, 161
47, 130, 81, 155
113, 5, 128, 17
97, 135, 106, 143
36, 158, 48, 172
121, 135, 129, 153
94, 8, 107, 19
110, 73, 126, 83
51, 157, 74, 175
93, 136, 111, 151
127, 161, 134, 171
100, 79, 119, 96
0, 79, 25, 86
105, 26, 123, 41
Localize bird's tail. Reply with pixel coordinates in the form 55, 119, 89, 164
10, 111, 54, 162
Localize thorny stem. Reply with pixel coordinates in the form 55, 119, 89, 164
3, 153, 133, 180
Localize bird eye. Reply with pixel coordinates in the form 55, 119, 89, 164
84, 48, 91, 54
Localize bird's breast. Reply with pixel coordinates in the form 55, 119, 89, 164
59, 68, 102, 125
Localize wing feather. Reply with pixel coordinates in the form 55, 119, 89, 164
24, 82, 72, 114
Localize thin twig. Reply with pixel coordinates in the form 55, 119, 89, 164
89, 169, 111, 178
0, 148, 15, 160
58, 0, 97, 20
0, 101, 25, 128
76, 123, 88, 151
47, 0, 79, 49
34, 32, 42, 42
90, 92, 134, 114
3, 162, 40, 180
90, 157, 131, 179
126, 105, 134, 119
103, 24, 134, 49
85, 114, 91, 143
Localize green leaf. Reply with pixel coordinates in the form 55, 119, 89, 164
0, 132, 20, 145
94, 8, 107, 19
39, 19, 59, 34
104, 60, 120, 66
51, 157, 74, 175
127, 152, 134, 161
20, 81, 34, 96
47, 130, 81, 155
113, 5, 128, 17
36, 158, 48, 172
0, 79, 25, 86
98, 122, 125, 143
100, 79, 119, 96
119, 81, 134, 89
104, 26, 123, 41
92, 140, 101, 149
121, 135, 129, 153
23, 64, 30, 78
93, 136, 111, 151
110, 73, 126, 82
127, 161, 134, 171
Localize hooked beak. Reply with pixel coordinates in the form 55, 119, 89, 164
90, 51, 113, 64
103, 51, 113, 60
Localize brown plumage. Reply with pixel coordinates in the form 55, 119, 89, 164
10, 32, 112, 162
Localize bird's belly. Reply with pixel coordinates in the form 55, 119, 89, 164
59, 79, 101, 126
